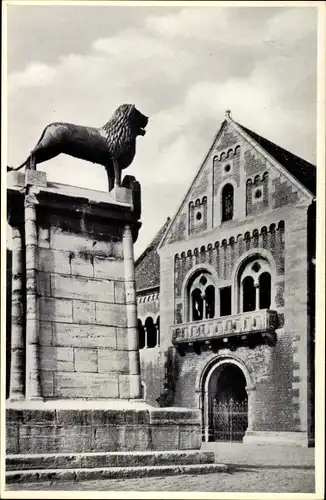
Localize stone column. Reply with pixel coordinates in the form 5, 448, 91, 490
144, 327, 148, 349
255, 282, 259, 311
123, 224, 141, 399
24, 189, 42, 400
9, 226, 25, 399
156, 324, 160, 347
204, 390, 210, 442
246, 385, 256, 432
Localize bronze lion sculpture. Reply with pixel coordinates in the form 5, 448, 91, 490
7, 104, 148, 191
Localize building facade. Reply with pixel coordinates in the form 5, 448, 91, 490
135, 112, 316, 447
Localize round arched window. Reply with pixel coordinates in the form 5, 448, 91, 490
188, 271, 216, 322
238, 258, 272, 313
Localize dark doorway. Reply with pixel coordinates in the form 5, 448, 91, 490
208, 364, 248, 442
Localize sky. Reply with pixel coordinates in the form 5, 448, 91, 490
6, 3, 318, 258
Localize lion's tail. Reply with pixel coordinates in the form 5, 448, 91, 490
7, 157, 29, 173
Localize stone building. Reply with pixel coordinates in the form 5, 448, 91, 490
135, 111, 316, 447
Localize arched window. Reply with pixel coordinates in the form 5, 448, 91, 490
205, 285, 215, 319
138, 319, 145, 349
145, 317, 157, 348
188, 271, 216, 322
192, 288, 203, 321
259, 272, 271, 309
238, 257, 272, 313
242, 276, 256, 312
221, 184, 234, 222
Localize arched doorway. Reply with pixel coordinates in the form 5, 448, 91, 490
204, 362, 248, 442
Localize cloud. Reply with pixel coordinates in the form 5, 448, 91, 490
6, 6, 317, 256
8, 62, 56, 92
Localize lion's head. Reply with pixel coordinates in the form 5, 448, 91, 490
103, 104, 148, 140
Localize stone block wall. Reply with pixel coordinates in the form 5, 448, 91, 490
7, 407, 202, 454
37, 210, 130, 399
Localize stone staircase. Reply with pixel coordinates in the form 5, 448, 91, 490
6, 450, 228, 484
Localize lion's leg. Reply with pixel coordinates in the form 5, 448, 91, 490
107, 170, 114, 192
113, 159, 121, 188
29, 154, 36, 171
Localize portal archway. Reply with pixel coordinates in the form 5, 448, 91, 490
201, 357, 254, 442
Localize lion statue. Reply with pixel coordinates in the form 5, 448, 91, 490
7, 104, 149, 191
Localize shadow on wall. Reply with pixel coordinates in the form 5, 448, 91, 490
156, 346, 180, 407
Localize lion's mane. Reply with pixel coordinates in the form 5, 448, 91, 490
101, 104, 136, 159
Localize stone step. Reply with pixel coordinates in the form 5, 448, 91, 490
7, 450, 215, 471
6, 463, 228, 484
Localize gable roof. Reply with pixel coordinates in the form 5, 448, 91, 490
158, 112, 316, 250
135, 217, 171, 292
236, 122, 316, 195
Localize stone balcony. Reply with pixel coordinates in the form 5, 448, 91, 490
171, 309, 278, 356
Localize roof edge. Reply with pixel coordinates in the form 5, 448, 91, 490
230, 118, 315, 197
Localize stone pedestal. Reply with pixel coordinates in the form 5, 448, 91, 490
6, 171, 213, 481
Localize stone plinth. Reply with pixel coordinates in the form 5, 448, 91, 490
7, 171, 142, 401
6, 171, 209, 481
6, 401, 202, 454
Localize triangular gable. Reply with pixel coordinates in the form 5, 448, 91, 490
159, 119, 230, 248
159, 112, 315, 250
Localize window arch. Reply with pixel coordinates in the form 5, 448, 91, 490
145, 317, 157, 348
221, 184, 234, 222
138, 319, 145, 349
188, 271, 216, 322
242, 276, 256, 312
259, 272, 271, 309
205, 285, 215, 319
238, 257, 272, 313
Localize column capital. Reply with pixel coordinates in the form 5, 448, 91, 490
245, 385, 256, 393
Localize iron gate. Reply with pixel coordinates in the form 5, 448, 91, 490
210, 397, 248, 442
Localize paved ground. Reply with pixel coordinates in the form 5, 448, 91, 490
6, 443, 316, 494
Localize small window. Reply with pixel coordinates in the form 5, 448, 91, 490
221, 184, 234, 222
242, 276, 256, 312
145, 317, 157, 348
205, 285, 215, 319
220, 286, 232, 316
188, 272, 216, 322
259, 272, 271, 309
192, 288, 203, 321
238, 257, 273, 314
138, 320, 145, 349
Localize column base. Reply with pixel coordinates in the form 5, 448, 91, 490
6, 400, 202, 454
243, 430, 314, 447
7, 395, 25, 402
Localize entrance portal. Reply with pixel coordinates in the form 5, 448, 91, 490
206, 363, 248, 442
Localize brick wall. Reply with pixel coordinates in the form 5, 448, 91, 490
172, 337, 295, 432
174, 221, 285, 324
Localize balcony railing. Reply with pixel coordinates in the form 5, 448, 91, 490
171, 309, 278, 345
